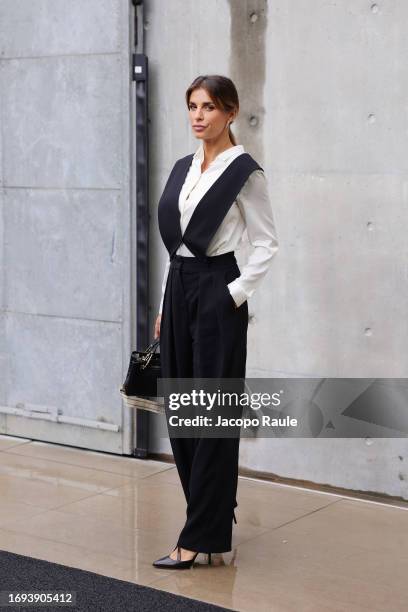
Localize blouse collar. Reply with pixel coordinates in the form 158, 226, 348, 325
192, 141, 245, 166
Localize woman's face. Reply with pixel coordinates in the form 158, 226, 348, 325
188, 87, 235, 141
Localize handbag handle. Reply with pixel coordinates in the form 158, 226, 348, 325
140, 337, 160, 370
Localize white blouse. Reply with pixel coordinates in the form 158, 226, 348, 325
158, 142, 278, 314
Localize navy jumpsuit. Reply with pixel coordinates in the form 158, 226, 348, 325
158, 152, 263, 553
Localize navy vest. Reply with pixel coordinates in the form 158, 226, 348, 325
158, 152, 263, 261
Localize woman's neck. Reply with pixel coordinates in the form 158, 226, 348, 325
201, 138, 236, 166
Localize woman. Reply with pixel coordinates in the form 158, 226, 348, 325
152, 75, 279, 569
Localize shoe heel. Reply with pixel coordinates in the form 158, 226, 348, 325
233, 510, 237, 524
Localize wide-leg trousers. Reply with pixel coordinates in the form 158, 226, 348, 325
159, 251, 248, 553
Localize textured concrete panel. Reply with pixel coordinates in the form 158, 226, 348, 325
0, 54, 122, 188
265, 1, 408, 174
3, 414, 124, 453
4, 188, 123, 322
0, 0, 131, 455
0, 191, 4, 309
4, 311, 122, 424
0, 193, 5, 405
0, 0, 121, 57
246, 173, 408, 378
228, 0, 267, 165
239, 438, 408, 500
0, 311, 7, 405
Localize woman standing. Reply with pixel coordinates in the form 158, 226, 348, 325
152, 75, 279, 569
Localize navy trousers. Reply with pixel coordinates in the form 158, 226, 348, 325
159, 251, 248, 553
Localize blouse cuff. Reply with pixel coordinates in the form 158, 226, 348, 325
227, 280, 248, 308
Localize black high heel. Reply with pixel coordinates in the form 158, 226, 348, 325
153, 545, 212, 569
233, 510, 237, 524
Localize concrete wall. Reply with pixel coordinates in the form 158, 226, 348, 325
0, 0, 406, 499
147, 0, 408, 500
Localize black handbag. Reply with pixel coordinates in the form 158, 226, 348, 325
119, 338, 164, 414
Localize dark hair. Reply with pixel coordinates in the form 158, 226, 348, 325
185, 75, 239, 146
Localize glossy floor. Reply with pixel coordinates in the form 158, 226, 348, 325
0, 435, 407, 612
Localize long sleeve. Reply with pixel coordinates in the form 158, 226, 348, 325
227, 169, 279, 308
158, 255, 171, 315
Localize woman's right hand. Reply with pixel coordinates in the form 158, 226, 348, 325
154, 314, 162, 339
